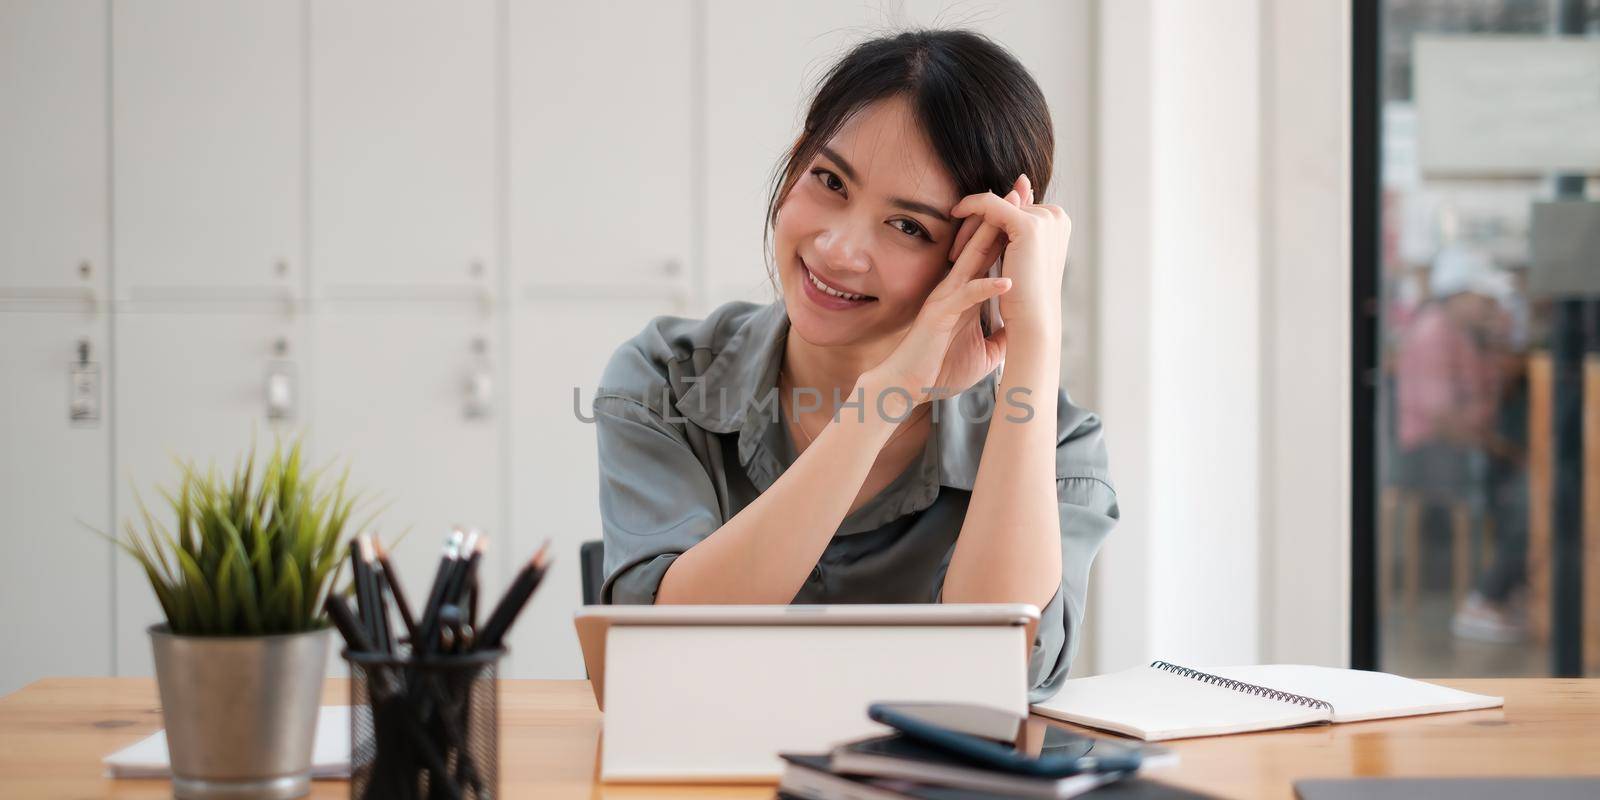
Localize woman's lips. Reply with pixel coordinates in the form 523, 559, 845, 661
798, 257, 875, 311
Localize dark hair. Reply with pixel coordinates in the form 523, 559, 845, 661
763, 28, 1054, 285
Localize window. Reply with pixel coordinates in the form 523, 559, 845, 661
1357, 0, 1600, 677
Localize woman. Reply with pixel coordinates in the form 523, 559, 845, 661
592, 29, 1116, 701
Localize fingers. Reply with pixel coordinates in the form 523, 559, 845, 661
948, 175, 1029, 262
949, 216, 1006, 282
948, 215, 980, 262
950, 275, 1011, 314
951, 189, 1032, 241
946, 188, 1022, 283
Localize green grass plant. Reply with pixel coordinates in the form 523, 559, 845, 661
114, 436, 378, 636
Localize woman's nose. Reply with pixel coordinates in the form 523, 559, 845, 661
816, 226, 871, 275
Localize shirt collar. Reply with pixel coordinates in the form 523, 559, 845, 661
673, 299, 990, 493
672, 299, 789, 434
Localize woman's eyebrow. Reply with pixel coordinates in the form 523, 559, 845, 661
819, 146, 953, 225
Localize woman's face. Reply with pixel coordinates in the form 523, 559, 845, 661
773, 96, 961, 349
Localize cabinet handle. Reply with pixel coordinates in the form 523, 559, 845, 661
265, 358, 296, 421
70, 338, 101, 425
463, 342, 493, 421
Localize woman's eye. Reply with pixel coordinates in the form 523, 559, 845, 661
808, 167, 929, 242
892, 219, 932, 241
811, 168, 844, 194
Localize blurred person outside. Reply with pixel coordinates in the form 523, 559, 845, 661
1393, 244, 1528, 643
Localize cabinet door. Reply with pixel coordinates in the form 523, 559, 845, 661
703, 0, 864, 309
508, 0, 692, 299
0, 313, 112, 694
112, 312, 305, 675
309, 308, 503, 629
112, 0, 303, 299
0, 0, 106, 300
506, 296, 681, 678
310, 0, 496, 295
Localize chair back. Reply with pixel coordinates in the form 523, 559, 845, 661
580, 540, 604, 606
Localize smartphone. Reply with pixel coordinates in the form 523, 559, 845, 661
981, 254, 1003, 339
867, 701, 1147, 778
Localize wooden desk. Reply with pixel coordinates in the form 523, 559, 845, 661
2, 678, 1597, 799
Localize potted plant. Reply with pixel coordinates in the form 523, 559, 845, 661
115, 437, 375, 800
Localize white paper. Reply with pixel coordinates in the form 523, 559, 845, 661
1032, 666, 1327, 741
103, 706, 351, 779
1031, 664, 1504, 741
1209, 664, 1503, 723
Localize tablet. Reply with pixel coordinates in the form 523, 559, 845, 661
574, 603, 1040, 710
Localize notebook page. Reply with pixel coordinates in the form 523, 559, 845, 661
1030, 665, 1330, 741
103, 706, 351, 779
1208, 665, 1504, 723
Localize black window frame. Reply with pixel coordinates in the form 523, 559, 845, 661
1351, 0, 1380, 671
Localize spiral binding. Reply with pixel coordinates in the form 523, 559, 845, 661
1149, 661, 1336, 715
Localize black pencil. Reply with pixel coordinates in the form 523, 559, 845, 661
415, 529, 465, 656
358, 534, 393, 653
372, 535, 418, 645
447, 532, 485, 608
325, 593, 375, 653
348, 538, 373, 642
350, 536, 390, 651
478, 540, 552, 650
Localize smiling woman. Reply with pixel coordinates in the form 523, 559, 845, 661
592, 28, 1114, 702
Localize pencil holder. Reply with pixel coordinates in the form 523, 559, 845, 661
345, 648, 504, 800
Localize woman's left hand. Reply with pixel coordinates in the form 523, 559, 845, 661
946, 174, 1071, 337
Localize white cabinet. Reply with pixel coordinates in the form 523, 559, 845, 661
0, 0, 106, 301
310, 0, 496, 295
112, 312, 305, 675
112, 0, 303, 299
507, 296, 682, 678
308, 308, 504, 625
703, 0, 865, 309
0, 313, 112, 694
508, 0, 692, 300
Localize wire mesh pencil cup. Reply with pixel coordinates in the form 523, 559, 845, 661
345, 648, 503, 800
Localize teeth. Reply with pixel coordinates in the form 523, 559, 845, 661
806, 267, 868, 301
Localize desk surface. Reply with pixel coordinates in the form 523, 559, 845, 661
1, 678, 1596, 799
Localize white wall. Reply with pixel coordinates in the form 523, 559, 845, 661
1259, 0, 1352, 669
1092, 0, 1351, 671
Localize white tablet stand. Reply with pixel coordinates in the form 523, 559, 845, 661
598, 620, 1031, 782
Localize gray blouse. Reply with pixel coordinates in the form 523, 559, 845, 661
591, 299, 1118, 702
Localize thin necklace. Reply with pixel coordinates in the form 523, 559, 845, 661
780, 368, 929, 450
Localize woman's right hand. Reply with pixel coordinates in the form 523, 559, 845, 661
865, 184, 1026, 408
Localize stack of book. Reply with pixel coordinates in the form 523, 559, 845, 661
777, 730, 1184, 800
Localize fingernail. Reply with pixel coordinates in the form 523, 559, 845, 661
996, 278, 1012, 289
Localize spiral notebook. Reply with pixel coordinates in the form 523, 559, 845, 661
1030, 662, 1503, 741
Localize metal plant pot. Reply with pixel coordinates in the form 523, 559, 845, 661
149, 624, 331, 800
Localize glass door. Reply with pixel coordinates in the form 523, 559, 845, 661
1360, 0, 1600, 677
